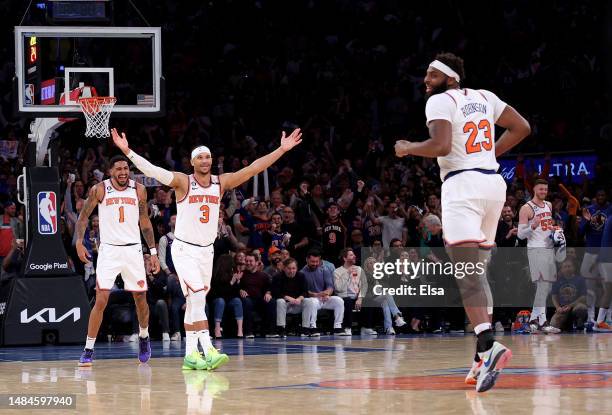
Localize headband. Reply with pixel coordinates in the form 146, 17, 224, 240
429, 60, 460, 82
191, 146, 211, 160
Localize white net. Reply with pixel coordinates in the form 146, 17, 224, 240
78, 97, 117, 139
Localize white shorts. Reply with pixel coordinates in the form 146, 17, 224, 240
171, 239, 214, 296
527, 248, 557, 282
441, 171, 506, 247
598, 263, 612, 283
96, 244, 147, 291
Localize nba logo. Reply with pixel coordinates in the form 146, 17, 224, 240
38, 192, 58, 235
25, 83, 35, 105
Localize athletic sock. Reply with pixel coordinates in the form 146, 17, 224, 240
85, 336, 96, 350
139, 326, 149, 339
197, 330, 213, 356
597, 308, 608, 324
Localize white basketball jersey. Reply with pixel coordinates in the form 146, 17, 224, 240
526, 200, 554, 248
425, 88, 507, 181
175, 174, 221, 246
98, 179, 141, 245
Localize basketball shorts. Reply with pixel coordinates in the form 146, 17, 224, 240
598, 262, 612, 283
96, 243, 147, 291
171, 239, 214, 296
441, 171, 506, 247
527, 247, 557, 282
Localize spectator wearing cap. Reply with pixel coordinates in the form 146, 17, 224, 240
301, 250, 346, 335
264, 246, 284, 276
272, 258, 313, 337
334, 248, 376, 336
321, 201, 347, 266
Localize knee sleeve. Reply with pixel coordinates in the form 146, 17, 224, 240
184, 296, 194, 325
190, 290, 208, 323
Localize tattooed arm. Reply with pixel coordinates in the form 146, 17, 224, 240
137, 184, 160, 274
76, 184, 102, 263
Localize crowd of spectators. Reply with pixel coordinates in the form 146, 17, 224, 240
1, 1, 611, 338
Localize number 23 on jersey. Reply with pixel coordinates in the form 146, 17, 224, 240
464, 119, 492, 154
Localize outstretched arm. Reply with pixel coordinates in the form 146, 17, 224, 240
137, 184, 160, 274
111, 128, 189, 196
220, 129, 302, 192
75, 184, 101, 263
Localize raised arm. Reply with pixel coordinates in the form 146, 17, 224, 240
219, 129, 302, 192
75, 184, 102, 263
111, 128, 189, 198
137, 184, 160, 274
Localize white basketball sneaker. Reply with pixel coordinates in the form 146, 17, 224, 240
475, 341, 513, 393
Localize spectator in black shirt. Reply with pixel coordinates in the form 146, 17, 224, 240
209, 254, 244, 338
495, 206, 519, 247
272, 258, 313, 337
321, 202, 347, 266
281, 207, 309, 265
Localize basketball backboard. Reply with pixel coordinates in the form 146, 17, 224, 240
14, 26, 163, 118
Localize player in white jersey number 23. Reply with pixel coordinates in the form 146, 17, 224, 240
394, 53, 531, 392
111, 127, 303, 371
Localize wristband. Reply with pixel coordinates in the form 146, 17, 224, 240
149, 247, 157, 256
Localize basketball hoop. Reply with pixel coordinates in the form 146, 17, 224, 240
78, 96, 117, 138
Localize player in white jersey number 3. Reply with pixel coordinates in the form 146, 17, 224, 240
394, 53, 531, 392
76, 155, 160, 367
111, 127, 303, 371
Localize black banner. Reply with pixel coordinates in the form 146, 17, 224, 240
23, 167, 71, 276
1, 277, 90, 346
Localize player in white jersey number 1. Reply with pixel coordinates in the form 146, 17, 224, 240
75, 155, 160, 367
111, 127, 303, 371
394, 53, 531, 392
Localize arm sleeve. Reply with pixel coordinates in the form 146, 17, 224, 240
425, 94, 455, 126
478, 89, 508, 122
127, 150, 175, 186
517, 223, 533, 240
158, 236, 169, 273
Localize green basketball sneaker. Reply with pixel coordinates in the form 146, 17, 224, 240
182, 351, 208, 370
204, 347, 229, 371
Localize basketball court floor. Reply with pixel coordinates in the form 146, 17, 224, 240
0, 333, 610, 414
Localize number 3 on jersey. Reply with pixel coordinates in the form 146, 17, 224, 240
464, 119, 492, 154
199, 205, 210, 223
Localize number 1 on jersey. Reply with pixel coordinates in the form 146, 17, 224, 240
118, 206, 125, 223
464, 119, 493, 154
